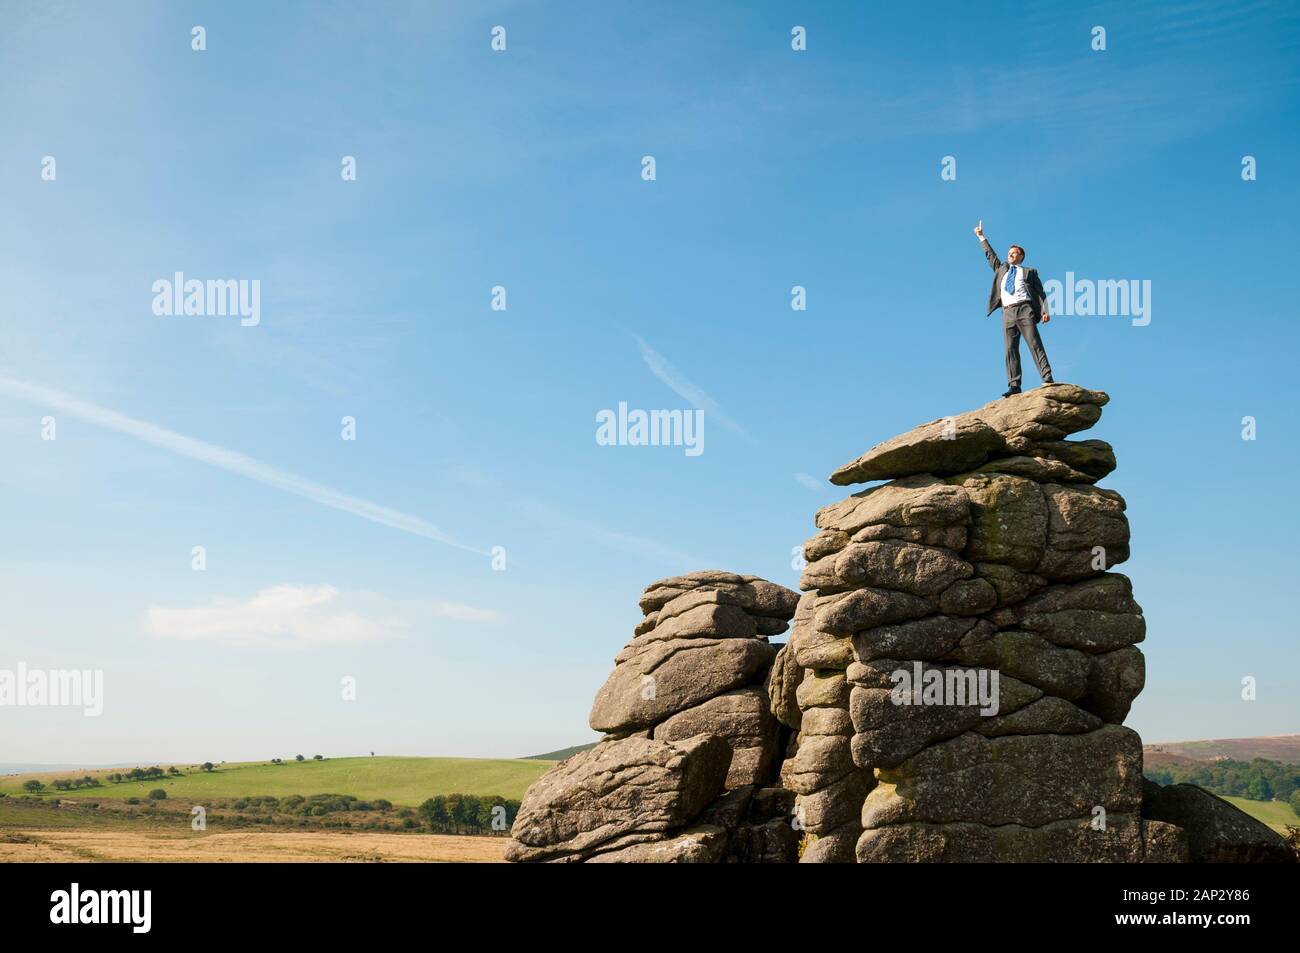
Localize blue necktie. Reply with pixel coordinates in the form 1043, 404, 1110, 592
1004, 265, 1017, 295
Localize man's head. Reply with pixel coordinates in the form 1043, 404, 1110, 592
1007, 245, 1025, 265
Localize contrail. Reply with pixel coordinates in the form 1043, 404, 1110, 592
0, 376, 483, 554
633, 335, 754, 441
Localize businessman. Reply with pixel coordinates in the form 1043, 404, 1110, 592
973, 220, 1054, 397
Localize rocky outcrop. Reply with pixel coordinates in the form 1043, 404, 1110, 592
828, 385, 1109, 485
1141, 781, 1292, 863
504, 733, 732, 862
507, 385, 1290, 863
787, 384, 1284, 862
507, 572, 800, 862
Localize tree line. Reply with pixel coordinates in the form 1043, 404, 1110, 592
418, 794, 521, 835
1145, 757, 1300, 815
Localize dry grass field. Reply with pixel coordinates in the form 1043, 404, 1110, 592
0, 828, 507, 863
0, 798, 508, 862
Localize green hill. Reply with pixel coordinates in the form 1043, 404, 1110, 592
0, 756, 554, 806
1221, 795, 1300, 834
522, 743, 598, 761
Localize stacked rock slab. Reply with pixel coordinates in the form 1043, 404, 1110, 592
794, 384, 1167, 861
506, 571, 801, 862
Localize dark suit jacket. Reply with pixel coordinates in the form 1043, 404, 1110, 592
982, 239, 1046, 320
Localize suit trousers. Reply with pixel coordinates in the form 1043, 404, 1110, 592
1003, 302, 1053, 388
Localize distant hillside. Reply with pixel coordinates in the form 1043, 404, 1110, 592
0, 756, 552, 805
522, 743, 598, 762
0, 762, 142, 775
1144, 734, 1300, 763
1143, 751, 1213, 770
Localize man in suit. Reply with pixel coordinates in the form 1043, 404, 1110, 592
973, 220, 1054, 397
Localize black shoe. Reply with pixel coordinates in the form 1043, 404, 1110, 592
1002, 386, 1022, 398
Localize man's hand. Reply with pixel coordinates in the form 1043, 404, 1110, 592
1042, 313, 1051, 323
973, 219, 984, 240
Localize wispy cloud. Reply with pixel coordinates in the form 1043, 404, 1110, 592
0, 376, 482, 553
633, 335, 753, 441
794, 472, 825, 492
514, 498, 710, 568
147, 585, 400, 646
445, 459, 702, 569
146, 584, 500, 646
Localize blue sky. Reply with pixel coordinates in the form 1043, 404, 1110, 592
1, 0, 1297, 764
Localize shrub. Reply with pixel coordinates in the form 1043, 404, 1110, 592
125, 797, 140, 805
148, 789, 167, 800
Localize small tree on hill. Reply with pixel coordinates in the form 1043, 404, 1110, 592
295, 754, 305, 762
22, 780, 44, 794
201, 762, 214, 773
148, 789, 167, 800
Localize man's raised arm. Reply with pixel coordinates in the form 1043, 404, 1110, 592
973, 219, 1000, 270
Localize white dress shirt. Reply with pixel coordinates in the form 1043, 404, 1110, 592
999, 262, 1032, 308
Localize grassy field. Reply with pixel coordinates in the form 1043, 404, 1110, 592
0, 795, 509, 862
0, 825, 505, 863
0, 798, 141, 829
1222, 795, 1300, 834
0, 756, 553, 806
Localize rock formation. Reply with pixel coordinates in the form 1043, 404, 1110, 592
507, 386, 1292, 863
786, 383, 1287, 862
506, 571, 802, 862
